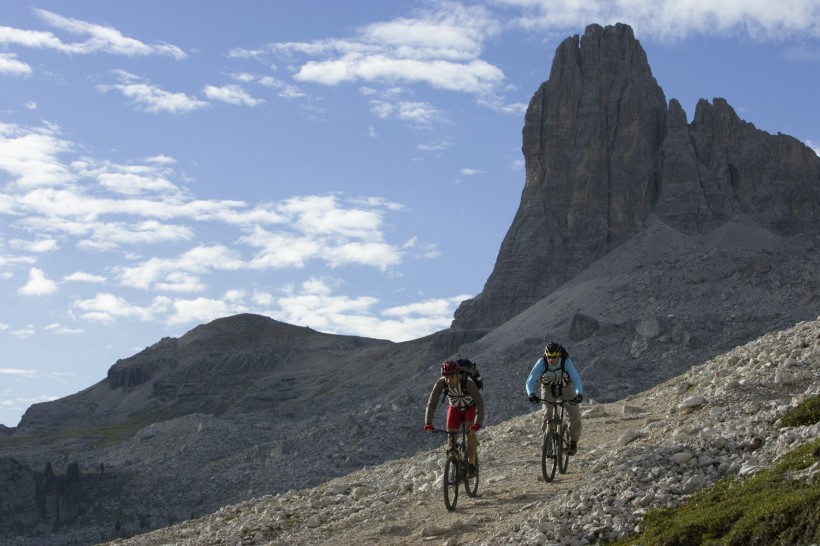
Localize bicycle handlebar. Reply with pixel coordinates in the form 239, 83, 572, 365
529, 396, 580, 405
426, 426, 472, 434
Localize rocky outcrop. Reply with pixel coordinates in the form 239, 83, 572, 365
658, 97, 820, 235
0, 458, 129, 543
453, 23, 820, 330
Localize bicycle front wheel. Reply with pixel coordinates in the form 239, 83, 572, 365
541, 432, 558, 482
558, 423, 570, 474
464, 454, 479, 497
443, 455, 460, 511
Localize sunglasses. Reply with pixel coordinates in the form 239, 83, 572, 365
545, 354, 560, 359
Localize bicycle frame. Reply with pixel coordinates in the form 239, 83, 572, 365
431, 422, 479, 510
534, 397, 577, 481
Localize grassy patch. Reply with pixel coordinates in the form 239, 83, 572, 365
0, 412, 170, 450
780, 396, 820, 428
609, 438, 820, 546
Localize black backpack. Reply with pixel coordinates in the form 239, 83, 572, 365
456, 358, 483, 390
441, 358, 483, 403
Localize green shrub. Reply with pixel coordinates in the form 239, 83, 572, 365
609, 438, 820, 546
780, 396, 820, 428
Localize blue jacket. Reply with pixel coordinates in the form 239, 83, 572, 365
525, 356, 583, 396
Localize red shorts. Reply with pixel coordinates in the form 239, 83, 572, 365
446, 404, 477, 430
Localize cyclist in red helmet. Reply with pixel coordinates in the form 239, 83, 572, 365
424, 359, 485, 476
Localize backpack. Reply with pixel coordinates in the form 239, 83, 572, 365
441, 358, 483, 403
556, 346, 569, 371
456, 358, 483, 390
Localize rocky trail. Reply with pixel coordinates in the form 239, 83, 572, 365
105, 316, 820, 546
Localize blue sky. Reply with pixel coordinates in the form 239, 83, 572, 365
1, 0, 818, 428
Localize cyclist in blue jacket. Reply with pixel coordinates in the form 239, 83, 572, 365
525, 342, 584, 454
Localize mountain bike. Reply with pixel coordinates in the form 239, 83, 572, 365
431, 423, 479, 511
533, 396, 578, 482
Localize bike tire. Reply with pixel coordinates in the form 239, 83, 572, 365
443, 454, 459, 511
558, 423, 570, 474
541, 432, 558, 482
464, 454, 479, 497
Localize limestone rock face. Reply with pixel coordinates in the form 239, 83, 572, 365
453, 23, 820, 330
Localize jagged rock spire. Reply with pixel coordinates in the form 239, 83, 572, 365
453, 23, 820, 331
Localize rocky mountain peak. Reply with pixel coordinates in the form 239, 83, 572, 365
452, 23, 820, 331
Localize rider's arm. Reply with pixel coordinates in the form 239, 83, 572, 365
424, 378, 446, 425
565, 358, 583, 394
466, 380, 485, 426
525, 358, 546, 396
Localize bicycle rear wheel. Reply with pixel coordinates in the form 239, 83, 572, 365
464, 454, 479, 497
558, 423, 570, 474
541, 432, 558, 482
443, 454, 460, 511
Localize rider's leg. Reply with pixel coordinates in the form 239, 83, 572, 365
464, 405, 478, 465
466, 422, 478, 464
565, 384, 582, 443
540, 385, 556, 432
566, 402, 582, 442
445, 405, 461, 452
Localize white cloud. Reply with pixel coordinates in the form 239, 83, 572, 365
279, 195, 388, 239
27, 9, 187, 58
166, 294, 250, 326
0, 53, 32, 76
270, 279, 465, 341
231, 72, 257, 83
494, 0, 820, 41
18, 267, 58, 296
10, 326, 36, 339
325, 242, 402, 270
296, 55, 504, 95
0, 368, 37, 377
268, 1, 506, 102
0, 122, 73, 188
203, 84, 265, 106
416, 139, 452, 153
459, 168, 484, 175
257, 76, 307, 98
370, 99, 446, 125
72, 293, 171, 323
9, 238, 58, 252
116, 245, 243, 290
383, 295, 471, 318
89, 162, 183, 196
406, 239, 441, 260
240, 229, 323, 269
43, 323, 84, 335
98, 70, 209, 114
0, 25, 64, 50
64, 271, 106, 283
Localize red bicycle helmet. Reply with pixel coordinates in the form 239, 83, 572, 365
441, 360, 459, 376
